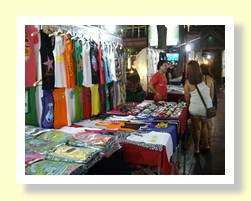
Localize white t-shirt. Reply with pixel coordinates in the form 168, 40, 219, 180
108, 47, 117, 82
53, 35, 67, 87
65, 88, 75, 125
82, 42, 93, 87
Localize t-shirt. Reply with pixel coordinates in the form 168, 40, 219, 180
108, 47, 117, 82
82, 43, 93, 87
25, 87, 38, 126
73, 39, 83, 86
64, 36, 76, 88
35, 85, 43, 127
53, 35, 67, 87
99, 85, 106, 114
104, 85, 110, 112
97, 45, 105, 85
90, 41, 99, 84
82, 86, 92, 119
41, 90, 54, 128
65, 88, 75, 124
90, 84, 100, 116
73, 86, 83, 122
40, 30, 55, 90
103, 47, 112, 84
25, 25, 39, 87
53, 88, 68, 129
150, 72, 168, 101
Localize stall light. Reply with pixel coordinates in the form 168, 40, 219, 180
129, 69, 134, 74
204, 59, 209, 65
185, 44, 192, 52
207, 55, 211, 59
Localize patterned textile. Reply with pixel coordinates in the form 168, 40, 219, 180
36, 131, 71, 143
25, 149, 45, 166
25, 160, 83, 175
46, 144, 100, 164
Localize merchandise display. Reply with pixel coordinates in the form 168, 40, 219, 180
25, 160, 84, 175
46, 144, 100, 164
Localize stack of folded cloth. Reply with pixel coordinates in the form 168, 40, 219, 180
25, 149, 46, 167
46, 144, 101, 169
25, 130, 72, 155
35, 131, 72, 144
25, 159, 84, 175
25, 125, 52, 140
68, 132, 121, 157
25, 138, 60, 154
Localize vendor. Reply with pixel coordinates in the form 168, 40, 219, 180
149, 60, 172, 101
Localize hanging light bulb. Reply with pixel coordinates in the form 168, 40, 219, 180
185, 44, 192, 52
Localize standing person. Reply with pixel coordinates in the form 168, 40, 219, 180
200, 64, 215, 149
184, 61, 213, 155
149, 60, 171, 101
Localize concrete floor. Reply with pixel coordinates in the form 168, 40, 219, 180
178, 88, 225, 175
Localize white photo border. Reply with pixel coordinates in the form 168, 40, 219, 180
16, 16, 234, 184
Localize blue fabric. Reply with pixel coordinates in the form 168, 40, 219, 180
41, 90, 54, 128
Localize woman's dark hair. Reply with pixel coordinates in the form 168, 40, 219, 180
157, 60, 168, 70
200, 64, 213, 77
186, 60, 202, 85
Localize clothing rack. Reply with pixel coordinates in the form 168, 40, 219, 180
42, 25, 122, 45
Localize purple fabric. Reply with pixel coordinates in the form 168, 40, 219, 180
41, 90, 54, 128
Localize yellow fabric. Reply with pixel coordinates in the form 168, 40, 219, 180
90, 84, 100, 116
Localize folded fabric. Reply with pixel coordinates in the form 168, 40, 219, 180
46, 144, 100, 164
25, 138, 59, 154
36, 131, 71, 143
56, 126, 102, 134
25, 149, 45, 167
25, 125, 52, 140
25, 160, 83, 175
127, 131, 173, 161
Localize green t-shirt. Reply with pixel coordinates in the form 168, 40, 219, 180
73, 86, 83, 122
73, 40, 83, 86
25, 87, 38, 126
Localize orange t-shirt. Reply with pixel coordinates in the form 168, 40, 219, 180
53, 88, 68, 128
64, 36, 76, 88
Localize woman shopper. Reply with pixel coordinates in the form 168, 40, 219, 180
184, 61, 213, 155
200, 64, 215, 150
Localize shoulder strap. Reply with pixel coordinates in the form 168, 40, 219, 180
195, 84, 208, 109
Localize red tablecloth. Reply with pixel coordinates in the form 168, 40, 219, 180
121, 142, 177, 175
178, 107, 188, 135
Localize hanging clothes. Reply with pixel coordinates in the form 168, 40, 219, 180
103, 46, 112, 84
82, 42, 93, 87
53, 88, 68, 129
35, 85, 43, 127
90, 84, 100, 116
97, 44, 105, 85
73, 39, 83, 86
114, 46, 123, 81
108, 46, 117, 82
41, 90, 54, 128
104, 85, 110, 112
73, 86, 83, 122
25, 87, 38, 126
53, 35, 67, 87
65, 88, 75, 124
99, 85, 106, 114
82, 86, 92, 119
40, 30, 55, 90
64, 35, 76, 88
90, 41, 99, 84
25, 25, 39, 88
